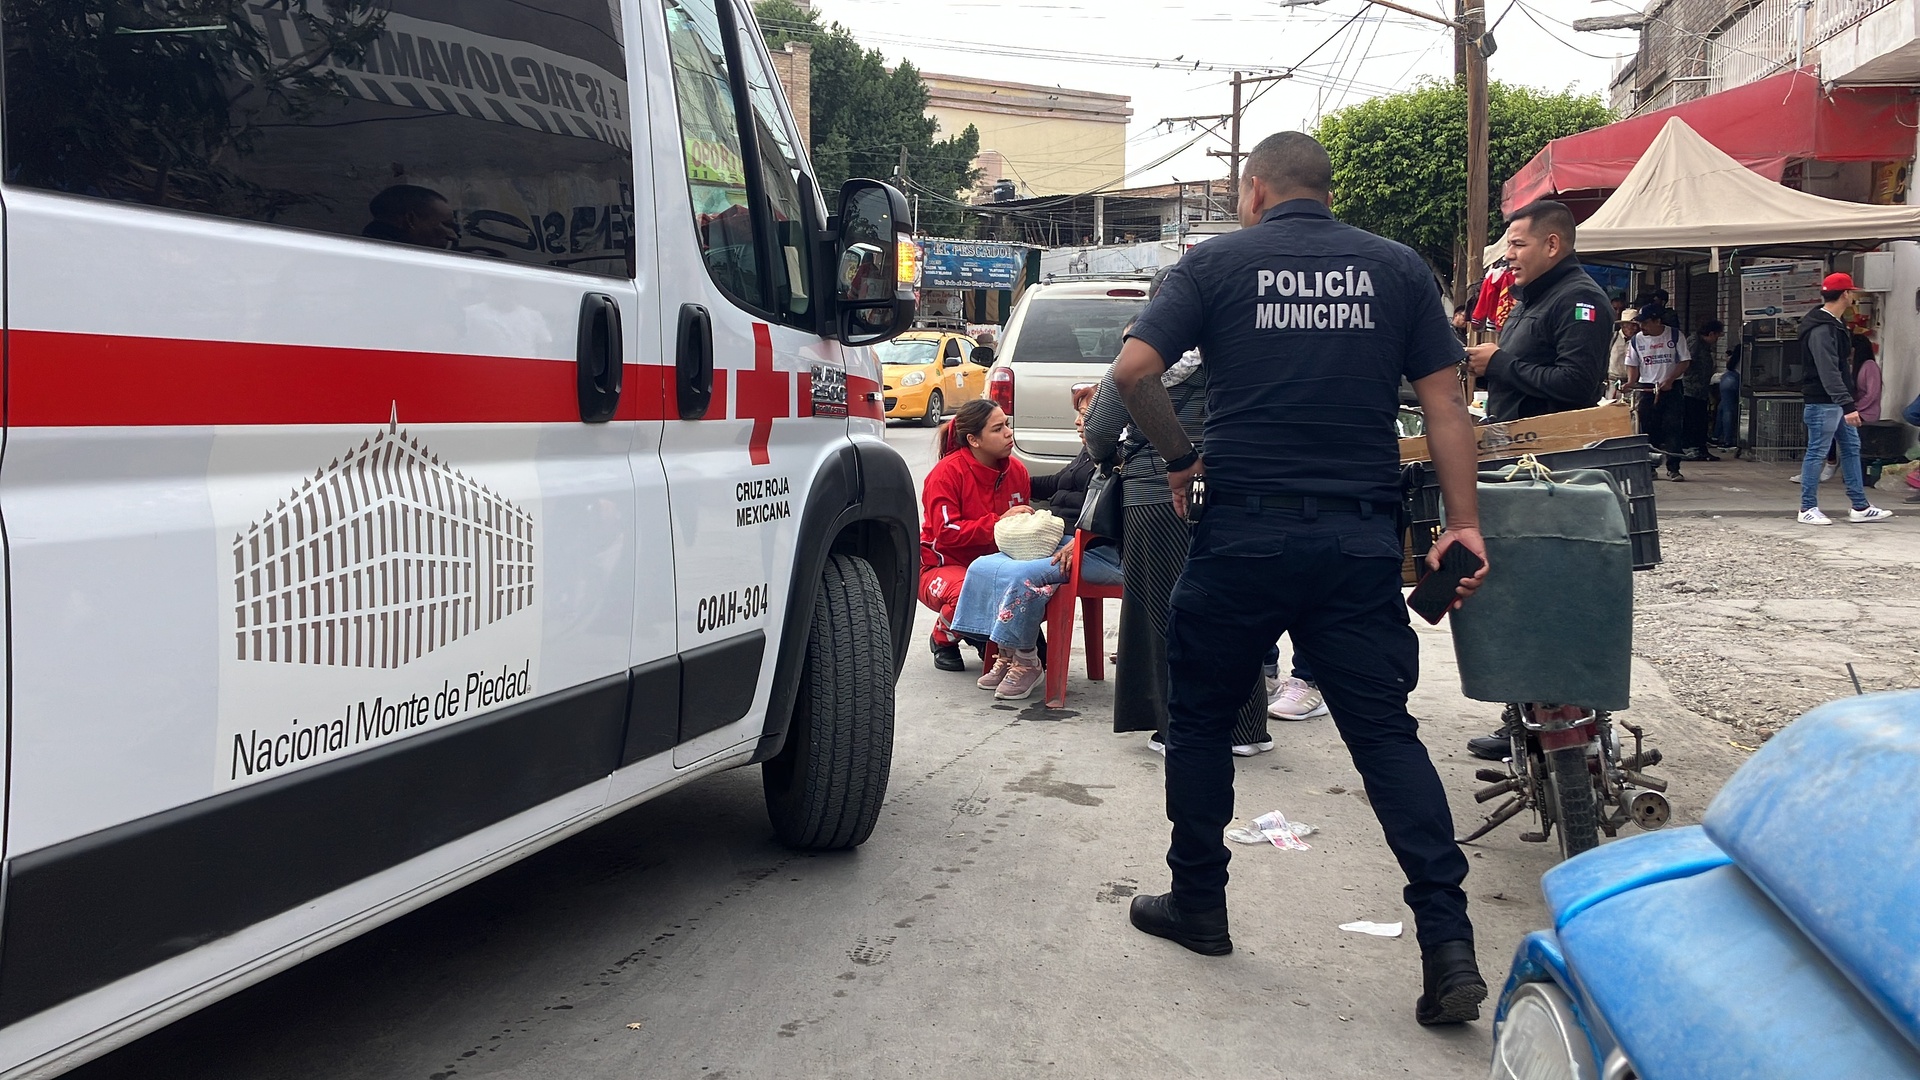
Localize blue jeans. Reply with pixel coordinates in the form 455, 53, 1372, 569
1164, 502, 1469, 947
948, 542, 1123, 651
1715, 371, 1741, 445
1802, 404, 1867, 512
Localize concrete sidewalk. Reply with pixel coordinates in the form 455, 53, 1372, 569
1652, 454, 1917, 518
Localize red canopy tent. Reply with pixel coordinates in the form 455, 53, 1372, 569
1502, 69, 1918, 216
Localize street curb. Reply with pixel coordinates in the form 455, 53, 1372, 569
1661, 509, 1798, 518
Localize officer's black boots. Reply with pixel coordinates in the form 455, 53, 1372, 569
1415, 940, 1488, 1025
1128, 893, 1232, 956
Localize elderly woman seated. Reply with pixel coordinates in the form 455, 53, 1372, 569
947, 386, 1121, 701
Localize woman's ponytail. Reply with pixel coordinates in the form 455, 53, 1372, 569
935, 399, 1000, 457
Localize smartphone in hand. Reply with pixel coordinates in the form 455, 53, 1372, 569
1406, 542, 1485, 624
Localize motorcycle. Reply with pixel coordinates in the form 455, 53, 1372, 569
1460, 702, 1671, 860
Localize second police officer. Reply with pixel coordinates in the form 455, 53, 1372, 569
1111, 131, 1494, 1025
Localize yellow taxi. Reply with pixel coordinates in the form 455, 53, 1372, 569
878, 329, 994, 426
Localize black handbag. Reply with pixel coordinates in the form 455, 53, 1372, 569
1077, 465, 1124, 541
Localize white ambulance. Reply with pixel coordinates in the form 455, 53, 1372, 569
0, 2, 921, 1075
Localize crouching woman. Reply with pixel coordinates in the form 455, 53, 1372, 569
920, 400, 1033, 672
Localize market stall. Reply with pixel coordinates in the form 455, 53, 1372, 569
1490, 118, 1920, 459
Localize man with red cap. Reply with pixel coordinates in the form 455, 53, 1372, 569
1798, 272, 1894, 525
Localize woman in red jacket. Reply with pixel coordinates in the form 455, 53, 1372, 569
920, 399, 1032, 671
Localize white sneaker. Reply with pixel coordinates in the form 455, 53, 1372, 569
1798, 508, 1833, 526
1849, 505, 1895, 523
1820, 462, 1837, 482
1268, 677, 1330, 720
1147, 734, 1165, 756
1264, 673, 1282, 701
1232, 739, 1276, 757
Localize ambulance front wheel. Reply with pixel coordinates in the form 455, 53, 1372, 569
763, 553, 896, 850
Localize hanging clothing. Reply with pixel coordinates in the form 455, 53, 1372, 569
1471, 261, 1517, 331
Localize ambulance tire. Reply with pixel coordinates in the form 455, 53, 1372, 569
763, 553, 896, 850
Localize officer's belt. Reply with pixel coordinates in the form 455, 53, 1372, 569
1208, 490, 1391, 515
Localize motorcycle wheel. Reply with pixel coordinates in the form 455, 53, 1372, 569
1546, 745, 1601, 860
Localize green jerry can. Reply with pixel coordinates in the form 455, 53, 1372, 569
1445, 459, 1633, 711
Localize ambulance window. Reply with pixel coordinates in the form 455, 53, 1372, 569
732, 7, 813, 321
662, 0, 761, 307
0, 0, 637, 279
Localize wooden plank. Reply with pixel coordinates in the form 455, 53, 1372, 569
1399, 403, 1633, 464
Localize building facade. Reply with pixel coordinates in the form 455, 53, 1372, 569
768, 40, 813, 146
1613, 0, 1914, 114
921, 73, 1132, 198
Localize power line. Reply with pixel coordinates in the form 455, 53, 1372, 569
760, 13, 1413, 97
1511, 1, 1631, 60
760, 14, 1412, 84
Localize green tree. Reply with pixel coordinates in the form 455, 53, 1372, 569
1314, 80, 1610, 292
755, 0, 981, 237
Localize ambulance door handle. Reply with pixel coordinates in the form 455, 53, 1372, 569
576, 292, 623, 423
676, 303, 714, 419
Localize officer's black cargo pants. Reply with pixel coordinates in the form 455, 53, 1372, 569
1163, 500, 1473, 949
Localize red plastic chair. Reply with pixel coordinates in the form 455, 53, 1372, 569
1044, 531, 1123, 708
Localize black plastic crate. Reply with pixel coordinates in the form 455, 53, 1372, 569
1406, 435, 1661, 571
1860, 420, 1910, 462
1748, 392, 1807, 463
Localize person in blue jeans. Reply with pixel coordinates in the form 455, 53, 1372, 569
1796, 273, 1893, 526
949, 538, 1123, 700
1714, 345, 1741, 449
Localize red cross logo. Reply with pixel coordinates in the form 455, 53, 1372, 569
735, 323, 791, 466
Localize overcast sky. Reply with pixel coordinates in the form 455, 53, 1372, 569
803, 0, 1638, 190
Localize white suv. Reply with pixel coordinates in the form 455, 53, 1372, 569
985, 276, 1153, 477
0, 1, 921, 1074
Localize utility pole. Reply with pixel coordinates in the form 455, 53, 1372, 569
1229, 72, 1244, 216
1197, 70, 1291, 217
1278, 0, 1491, 302
893, 146, 917, 232
1451, 0, 1469, 306
1463, 0, 1490, 300
1454, 0, 1467, 81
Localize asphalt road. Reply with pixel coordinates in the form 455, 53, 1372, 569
69, 422, 1748, 1080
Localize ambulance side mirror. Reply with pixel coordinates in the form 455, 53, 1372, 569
833, 179, 918, 347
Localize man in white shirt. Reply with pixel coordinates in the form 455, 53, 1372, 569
1626, 305, 1690, 480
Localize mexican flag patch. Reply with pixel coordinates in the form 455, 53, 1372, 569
1573, 302, 1598, 322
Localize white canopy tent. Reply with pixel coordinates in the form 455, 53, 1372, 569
1486, 116, 1920, 264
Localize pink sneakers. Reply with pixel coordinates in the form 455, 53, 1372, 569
1268, 678, 1330, 721
994, 650, 1044, 700
976, 654, 1013, 690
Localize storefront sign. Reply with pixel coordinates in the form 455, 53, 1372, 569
921, 240, 1026, 289
1740, 260, 1824, 320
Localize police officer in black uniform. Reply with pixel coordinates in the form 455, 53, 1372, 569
1111, 132, 1492, 1025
